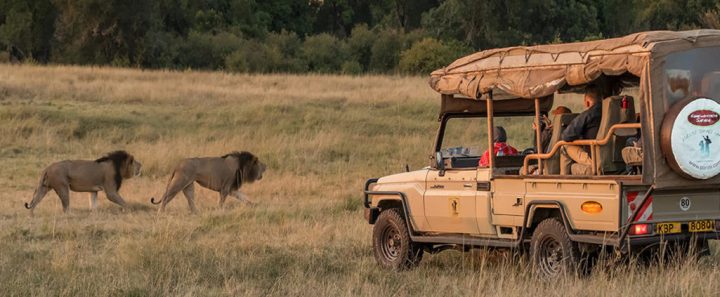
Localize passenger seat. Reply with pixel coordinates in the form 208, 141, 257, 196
592, 95, 636, 174
543, 113, 578, 174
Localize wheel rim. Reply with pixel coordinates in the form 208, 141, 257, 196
538, 236, 564, 276
380, 224, 402, 262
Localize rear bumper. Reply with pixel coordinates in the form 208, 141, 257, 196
628, 232, 720, 247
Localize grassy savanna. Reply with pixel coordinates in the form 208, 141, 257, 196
0, 64, 718, 297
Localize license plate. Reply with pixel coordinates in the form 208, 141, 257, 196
689, 220, 715, 232
655, 222, 681, 234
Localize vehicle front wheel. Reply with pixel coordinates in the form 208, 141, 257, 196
372, 208, 423, 270
530, 218, 580, 278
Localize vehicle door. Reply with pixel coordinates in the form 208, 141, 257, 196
424, 116, 486, 234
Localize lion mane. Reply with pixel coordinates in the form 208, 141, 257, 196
95, 150, 133, 191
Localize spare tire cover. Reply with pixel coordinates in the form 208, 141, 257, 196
661, 97, 720, 179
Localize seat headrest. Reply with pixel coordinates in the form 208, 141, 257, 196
601, 95, 636, 137
603, 95, 635, 123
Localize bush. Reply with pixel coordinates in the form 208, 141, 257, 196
347, 24, 374, 71
0, 52, 9, 63
399, 38, 472, 74
369, 29, 403, 73
266, 30, 301, 57
177, 31, 243, 70
225, 40, 283, 73
301, 33, 348, 73
402, 29, 428, 49
141, 31, 181, 69
224, 49, 248, 72
265, 30, 307, 73
341, 61, 362, 75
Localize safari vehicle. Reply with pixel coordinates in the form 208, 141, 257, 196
363, 30, 720, 277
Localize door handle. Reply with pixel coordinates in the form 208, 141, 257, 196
430, 184, 444, 189
512, 197, 523, 206
463, 183, 473, 188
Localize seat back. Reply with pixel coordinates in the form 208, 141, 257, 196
593, 95, 636, 174
543, 113, 578, 174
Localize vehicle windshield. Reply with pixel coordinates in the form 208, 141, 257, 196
439, 115, 536, 162
440, 117, 487, 157
664, 47, 720, 106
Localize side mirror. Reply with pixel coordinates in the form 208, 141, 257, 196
435, 151, 445, 176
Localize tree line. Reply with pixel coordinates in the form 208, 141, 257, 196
1, 0, 720, 74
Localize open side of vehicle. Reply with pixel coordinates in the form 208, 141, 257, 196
363, 30, 720, 277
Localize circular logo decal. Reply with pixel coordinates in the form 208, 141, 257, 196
667, 98, 720, 179
679, 197, 691, 211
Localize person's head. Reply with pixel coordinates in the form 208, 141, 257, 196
534, 106, 571, 131
551, 106, 572, 115
584, 85, 601, 109
493, 126, 507, 143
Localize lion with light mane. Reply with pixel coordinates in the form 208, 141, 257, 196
150, 151, 265, 213
25, 150, 142, 213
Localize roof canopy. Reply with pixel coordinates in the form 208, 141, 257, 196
439, 95, 553, 118
429, 30, 720, 100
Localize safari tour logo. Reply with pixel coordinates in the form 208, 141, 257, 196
670, 98, 720, 179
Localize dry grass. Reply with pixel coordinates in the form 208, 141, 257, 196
0, 64, 718, 297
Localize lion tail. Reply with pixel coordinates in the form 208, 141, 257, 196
25, 170, 49, 209
150, 171, 176, 205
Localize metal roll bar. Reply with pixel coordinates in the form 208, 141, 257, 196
522, 123, 642, 175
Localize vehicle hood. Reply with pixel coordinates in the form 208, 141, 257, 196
377, 169, 429, 185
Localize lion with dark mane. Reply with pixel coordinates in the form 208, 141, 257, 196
151, 151, 265, 213
25, 150, 142, 213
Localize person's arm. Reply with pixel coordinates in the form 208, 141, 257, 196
540, 128, 552, 153
561, 113, 587, 142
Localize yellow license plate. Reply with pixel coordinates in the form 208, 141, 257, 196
655, 222, 681, 234
689, 220, 715, 232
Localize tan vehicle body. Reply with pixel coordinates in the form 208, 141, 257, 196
364, 30, 720, 275
369, 170, 627, 240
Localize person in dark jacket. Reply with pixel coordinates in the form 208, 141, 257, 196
560, 86, 602, 175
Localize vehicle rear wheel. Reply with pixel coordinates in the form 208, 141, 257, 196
530, 218, 579, 278
372, 208, 423, 270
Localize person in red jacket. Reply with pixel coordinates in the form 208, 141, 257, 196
479, 126, 518, 167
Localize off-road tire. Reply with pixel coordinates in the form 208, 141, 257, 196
530, 218, 580, 278
372, 208, 423, 270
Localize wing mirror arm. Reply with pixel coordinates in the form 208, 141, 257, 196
435, 151, 445, 177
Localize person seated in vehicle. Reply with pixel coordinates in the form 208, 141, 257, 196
560, 85, 602, 175
525, 106, 573, 175
479, 126, 519, 167
622, 113, 643, 174
534, 106, 573, 153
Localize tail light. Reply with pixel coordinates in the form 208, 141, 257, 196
629, 223, 651, 235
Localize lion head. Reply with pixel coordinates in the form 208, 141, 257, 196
222, 151, 266, 190
95, 150, 142, 190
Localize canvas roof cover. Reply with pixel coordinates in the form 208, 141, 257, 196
430, 30, 720, 100
430, 30, 720, 189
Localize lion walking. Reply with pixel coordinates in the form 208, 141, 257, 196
151, 151, 265, 213
25, 151, 142, 213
